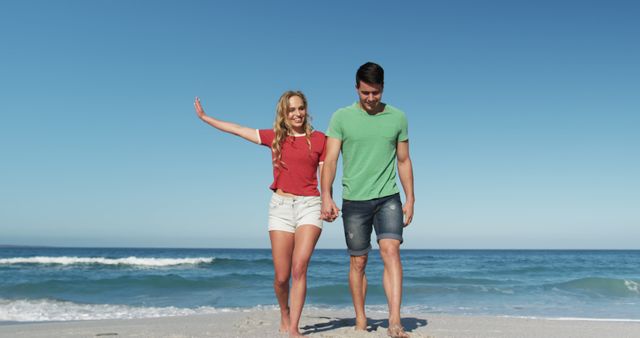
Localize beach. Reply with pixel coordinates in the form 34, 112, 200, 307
2, 248, 639, 337
1, 308, 639, 338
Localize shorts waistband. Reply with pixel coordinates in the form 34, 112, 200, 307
271, 193, 320, 203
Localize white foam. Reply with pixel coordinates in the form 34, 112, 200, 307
624, 280, 640, 294
0, 256, 214, 267
0, 299, 229, 322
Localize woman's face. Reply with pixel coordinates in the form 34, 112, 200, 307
286, 95, 307, 132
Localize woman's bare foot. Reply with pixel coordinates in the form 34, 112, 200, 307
288, 329, 306, 337
279, 307, 290, 333
355, 316, 367, 331
387, 324, 409, 338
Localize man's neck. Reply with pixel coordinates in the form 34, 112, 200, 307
360, 102, 385, 115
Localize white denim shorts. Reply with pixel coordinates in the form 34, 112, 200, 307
268, 193, 323, 233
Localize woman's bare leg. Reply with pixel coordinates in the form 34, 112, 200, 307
270, 230, 295, 332
288, 225, 322, 337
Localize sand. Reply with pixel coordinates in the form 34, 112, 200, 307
1, 308, 639, 338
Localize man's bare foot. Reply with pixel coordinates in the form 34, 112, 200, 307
387, 324, 409, 338
355, 315, 367, 331
279, 307, 290, 333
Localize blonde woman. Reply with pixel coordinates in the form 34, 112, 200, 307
194, 91, 326, 337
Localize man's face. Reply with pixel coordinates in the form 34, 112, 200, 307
356, 81, 383, 113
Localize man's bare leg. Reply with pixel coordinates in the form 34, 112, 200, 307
349, 254, 369, 330
379, 239, 408, 338
270, 230, 295, 332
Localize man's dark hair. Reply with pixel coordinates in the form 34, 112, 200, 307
356, 62, 384, 88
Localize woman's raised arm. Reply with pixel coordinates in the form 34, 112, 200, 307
194, 97, 260, 144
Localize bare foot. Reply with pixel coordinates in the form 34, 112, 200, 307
387, 324, 409, 338
279, 307, 290, 333
288, 330, 306, 337
355, 316, 367, 331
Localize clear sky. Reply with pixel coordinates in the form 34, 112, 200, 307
1, 0, 638, 249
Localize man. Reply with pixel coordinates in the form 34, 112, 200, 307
321, 62, 415, 338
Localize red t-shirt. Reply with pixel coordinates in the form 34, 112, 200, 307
258, 129, 326, 196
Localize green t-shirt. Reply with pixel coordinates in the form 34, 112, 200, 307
327, 102, 409, 201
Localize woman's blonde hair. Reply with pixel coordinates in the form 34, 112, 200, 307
272, 91, 313, 168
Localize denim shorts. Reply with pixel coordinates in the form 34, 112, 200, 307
341, 193, 404, 256
268, 193, 323, 233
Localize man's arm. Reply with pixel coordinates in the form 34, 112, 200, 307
320, 137, 341, 221
397, 140, 415, 226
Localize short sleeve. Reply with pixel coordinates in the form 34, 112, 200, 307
258, 129, 275, 147
326, 111, 343, 140
318, 133, 327, 162
398, 113, 409, 142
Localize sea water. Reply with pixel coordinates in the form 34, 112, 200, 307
1, 247, 639, 322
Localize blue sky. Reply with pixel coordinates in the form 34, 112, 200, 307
1, 0, 638, 249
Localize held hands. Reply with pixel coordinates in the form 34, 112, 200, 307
321, 197, 412, 225
321, 196, 340, 222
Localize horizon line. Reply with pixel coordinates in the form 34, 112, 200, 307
1, 244, 638, 251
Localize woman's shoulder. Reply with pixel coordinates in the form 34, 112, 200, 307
258, 129, 275, 146
258, 128, 276, 139
311, 130, 326, 138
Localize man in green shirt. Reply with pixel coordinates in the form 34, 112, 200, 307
321, 62, 415, 338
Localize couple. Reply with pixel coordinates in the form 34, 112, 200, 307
195, 62, 415, 338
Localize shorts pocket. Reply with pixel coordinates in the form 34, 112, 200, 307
304, 198, 322, 207
269, 198, 282, 209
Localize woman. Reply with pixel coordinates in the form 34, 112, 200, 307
194, 91, 325, 337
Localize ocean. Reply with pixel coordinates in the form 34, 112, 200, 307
1, 247, 639, 323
